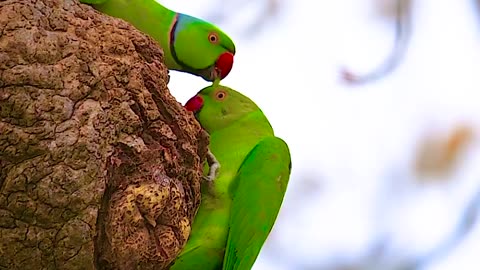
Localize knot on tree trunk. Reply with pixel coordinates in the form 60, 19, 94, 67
0, 0, 208, 269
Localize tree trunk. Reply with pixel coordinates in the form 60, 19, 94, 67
0, 0, 208, 269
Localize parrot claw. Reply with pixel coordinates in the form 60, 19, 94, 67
204, 149, 220, 182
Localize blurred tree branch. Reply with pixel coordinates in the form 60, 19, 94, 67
403, 188, 480, 270
341, 0, 412, 85
205, 0, 282, 37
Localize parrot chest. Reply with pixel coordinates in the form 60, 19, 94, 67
177, 191, 231, 267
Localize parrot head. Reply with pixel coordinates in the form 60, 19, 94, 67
184, 84, 260, 132
171, 14, 236, 81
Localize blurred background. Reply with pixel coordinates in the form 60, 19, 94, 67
162, 0, 480, 269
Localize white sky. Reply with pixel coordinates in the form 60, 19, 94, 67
160, 0, 480, 269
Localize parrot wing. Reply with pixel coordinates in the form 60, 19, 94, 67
222, 136, 291, 270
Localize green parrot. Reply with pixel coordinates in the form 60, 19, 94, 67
80, 0, 236, 81
170, 84, 292, 270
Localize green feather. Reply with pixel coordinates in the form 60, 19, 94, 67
80, 0, 235, 81
223, 136, 291, 270
86, 0, 177, 67
170, 85, 291, 270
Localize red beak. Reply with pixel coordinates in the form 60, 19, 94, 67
215, 52, 234, 79
184, 95, 204, 113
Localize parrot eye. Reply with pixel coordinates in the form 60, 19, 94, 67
208, 33, 219, 44
215, 90, 227, 100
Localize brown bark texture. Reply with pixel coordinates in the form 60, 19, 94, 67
0, 0, 209, 269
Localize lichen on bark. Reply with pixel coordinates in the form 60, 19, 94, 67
0, 0, 208, 269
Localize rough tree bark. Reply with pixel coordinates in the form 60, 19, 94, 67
0, 0, 208, 269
